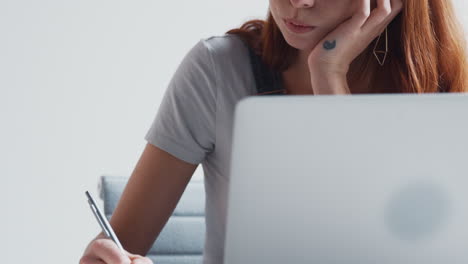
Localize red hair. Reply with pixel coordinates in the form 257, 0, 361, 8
226, 0, 468, 93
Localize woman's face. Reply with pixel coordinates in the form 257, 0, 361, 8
269, 0, 362, 52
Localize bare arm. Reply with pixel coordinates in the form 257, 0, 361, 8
108, 142, 198, 256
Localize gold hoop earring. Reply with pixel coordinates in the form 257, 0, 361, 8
373, 27, 388, 66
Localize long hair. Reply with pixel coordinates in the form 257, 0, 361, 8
226, 1, 468, 93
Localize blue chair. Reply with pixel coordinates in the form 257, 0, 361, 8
98, 175, 206, 264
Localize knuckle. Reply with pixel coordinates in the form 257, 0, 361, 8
390, 1, 404, 15
380, 7, 392, 16
91, 240, 104, 250
92, 238, 111, 250
396, 2, 404, 12
357, 10, 370, 19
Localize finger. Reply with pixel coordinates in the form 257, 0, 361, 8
363, 0, 392, 34
349, 0, 372, 28
362, 0, 391, 31
92, 239, 131, 264
362, 0, 403, 34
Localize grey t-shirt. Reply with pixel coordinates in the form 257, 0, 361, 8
144, 33, 257, 264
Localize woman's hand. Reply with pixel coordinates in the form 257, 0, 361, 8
307, 0, 403, 95
80, 235, 153, 264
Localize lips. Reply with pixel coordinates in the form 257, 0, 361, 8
283, 18, 316, 34
284, 18, 314, 28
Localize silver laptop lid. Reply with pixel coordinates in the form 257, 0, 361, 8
225, 93, 468, 264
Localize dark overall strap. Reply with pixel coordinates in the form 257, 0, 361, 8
244, 43, 287, 96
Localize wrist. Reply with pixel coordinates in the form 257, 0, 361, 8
309, 70, 350, 95
308, 63, 349, 77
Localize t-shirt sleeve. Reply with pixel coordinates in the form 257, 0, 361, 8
144, 39, 218, 165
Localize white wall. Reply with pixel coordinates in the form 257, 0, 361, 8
1, 1, 467, 263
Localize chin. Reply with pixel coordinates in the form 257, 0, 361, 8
282, 33, 319, 52
276, 24, 319, 52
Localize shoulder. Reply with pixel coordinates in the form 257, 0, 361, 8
168, 34, 250, 98
176, 34, 254, 99
178, 34, 250, 82
171, 35, 246, 81
200, 34, 256, 96
200, 33, 249, 58
197, 34, 253, 75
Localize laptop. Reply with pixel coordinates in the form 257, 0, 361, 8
224, 93, 468, 264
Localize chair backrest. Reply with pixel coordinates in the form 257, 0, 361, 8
98, 175, 206, 264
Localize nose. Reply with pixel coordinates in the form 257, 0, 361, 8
290, 0, 315, 8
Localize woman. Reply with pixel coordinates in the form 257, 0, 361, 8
80, 0, 468, 263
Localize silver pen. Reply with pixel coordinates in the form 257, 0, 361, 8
85, 190, 125, 253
